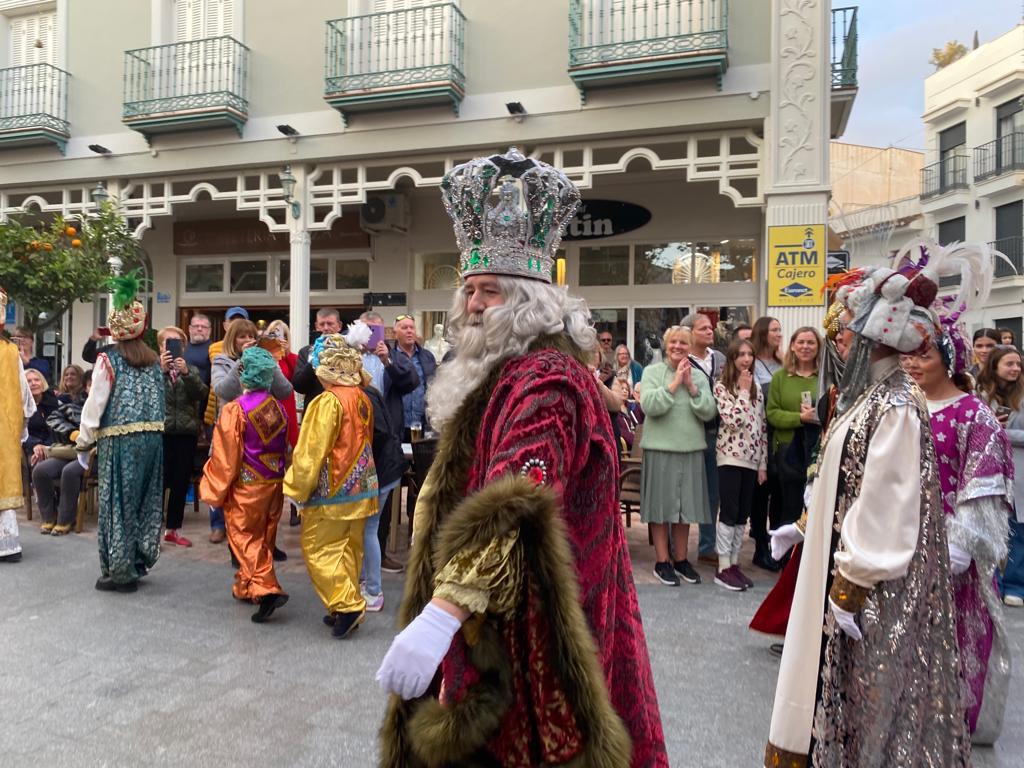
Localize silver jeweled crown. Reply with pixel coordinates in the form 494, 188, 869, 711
440, 147, 581, 283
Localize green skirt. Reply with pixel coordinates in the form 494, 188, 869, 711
640, 449, 710, 525
97, 430, 164, 584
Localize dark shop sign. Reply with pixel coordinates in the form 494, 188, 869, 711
562, 199, 652, 241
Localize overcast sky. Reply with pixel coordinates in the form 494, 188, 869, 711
840, 0, 1023, 152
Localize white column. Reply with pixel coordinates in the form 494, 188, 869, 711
764, 0, 832, 335
289, 229, 311, 351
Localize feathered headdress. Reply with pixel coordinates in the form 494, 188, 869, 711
343, 320, 372, 352
894, 237, 1007, 377
106, 269, 147, 341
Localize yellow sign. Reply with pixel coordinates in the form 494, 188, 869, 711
766, 224, 826, 307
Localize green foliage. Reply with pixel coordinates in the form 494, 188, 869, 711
0, 201, 145, 332
929, 41, 968, 70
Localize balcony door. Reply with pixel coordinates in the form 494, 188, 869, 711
581, 0, 724, 46
172, 0, 236, 100
996, 97, 1023, 172
938, 122, 967, 190
4, 10, 57, 118
352, 0, 457, 76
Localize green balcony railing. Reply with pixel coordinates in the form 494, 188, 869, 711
831, 6, 858, 89
325, 3, 465, 118
123, 36, 249, 134
0, 63, 70, 151
569, 1, 727, 71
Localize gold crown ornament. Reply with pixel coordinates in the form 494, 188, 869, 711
315, 333, 366, 387
106, 271, 148, 342
440, 147, 581, 283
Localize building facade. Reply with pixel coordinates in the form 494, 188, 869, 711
920, 24, 1024, 339
0, 0, 857, 365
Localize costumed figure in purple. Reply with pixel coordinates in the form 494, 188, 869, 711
901, 241, 1014, 745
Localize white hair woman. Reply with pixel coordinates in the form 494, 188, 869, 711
638, 325, 718, 587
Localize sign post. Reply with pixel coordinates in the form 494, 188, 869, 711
766, 225, 826, 307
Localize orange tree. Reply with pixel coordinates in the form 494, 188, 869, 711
0, 201, 145, 333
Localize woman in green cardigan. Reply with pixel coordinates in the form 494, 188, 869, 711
639, 325, 718, 587
765, 326, 820, 527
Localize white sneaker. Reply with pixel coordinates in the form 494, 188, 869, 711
363, 592, 384, 612
1003, 594, 1023, 607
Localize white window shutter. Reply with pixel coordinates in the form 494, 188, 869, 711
9, 15, 29, 67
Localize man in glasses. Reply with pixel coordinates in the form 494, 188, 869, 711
392, 314, 437, 441
185, 313, 213, 388
11, 326, 50, 380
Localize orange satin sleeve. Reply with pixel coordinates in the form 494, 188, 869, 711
200, 400, 245, 508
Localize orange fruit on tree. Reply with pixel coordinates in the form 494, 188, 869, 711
71, 239, 82, 248
43, 242, 53, 251
65, 226, 77, 236
29, 240, 38, 250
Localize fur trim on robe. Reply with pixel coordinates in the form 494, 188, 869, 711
379, 337, 633, 768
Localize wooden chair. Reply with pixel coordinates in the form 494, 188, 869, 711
22, 453, 33, 520
75, 450, 100, 533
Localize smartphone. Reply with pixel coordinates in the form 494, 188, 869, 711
165, 338, 183, 360
367, 324, 385, 351
800, 390, 813, 409
995, 404, 1012, 417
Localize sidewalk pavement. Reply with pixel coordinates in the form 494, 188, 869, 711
3, 502, 1021, 767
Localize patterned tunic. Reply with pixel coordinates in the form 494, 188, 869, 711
929, 393, 1012, 743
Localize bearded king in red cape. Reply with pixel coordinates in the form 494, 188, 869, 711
375, 148, 667, 768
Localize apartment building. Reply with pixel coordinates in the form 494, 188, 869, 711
920, 24, 1024, 338
0, 0, 858, 364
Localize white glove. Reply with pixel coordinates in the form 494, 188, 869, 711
769, 523, 804, 561
828, 598, 863, 641
376, 602, 462, 700
77, 452, 90, 471
948, 543, 972, 575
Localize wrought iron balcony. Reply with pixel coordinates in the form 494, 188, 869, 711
831, 7, 858, 89
0, 63, 70, 153
324, 3, 466, 123
568, 0, 729, 98
123, 36, 249, 137
920, 155, 969, 200
974, 133, 1024, 182
991, 236, 1023, 279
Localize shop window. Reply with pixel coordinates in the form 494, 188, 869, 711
185, 263, 224, 293
633, 240, 755, 285
579, 245, 629, 286
229, 259, 268, 292
419, 252, 461, 290
635, 242, 687, 285
590, 308, 628, 350
633, 307, 690, 367
279, 258, 329, 292
692, 305, 753, 349
335, 260, 370, 290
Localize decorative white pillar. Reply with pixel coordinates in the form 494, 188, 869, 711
764, 0, 833, 334
289, 229, 311, 352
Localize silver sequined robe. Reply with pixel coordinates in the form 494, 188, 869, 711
766, 357, 971, 767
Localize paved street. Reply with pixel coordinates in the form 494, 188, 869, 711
3, 506, 1022, 767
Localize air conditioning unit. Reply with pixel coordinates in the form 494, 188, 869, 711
359, 193, 409, 234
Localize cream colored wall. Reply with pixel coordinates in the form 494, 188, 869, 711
65, 0, 150, 137
830, 142, 924, 211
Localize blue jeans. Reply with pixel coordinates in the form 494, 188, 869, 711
361, 482, 398, 597
1000, 515, 1024, 599
209, 505, 224, 531
699, 440, 719, 555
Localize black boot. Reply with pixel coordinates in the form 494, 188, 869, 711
272, 547, 287, 562
289, 505, 300, 527
95, 576, 137, 593
331, 610, 365, 638
251, 593, 288, 623
0, 551, 22, 563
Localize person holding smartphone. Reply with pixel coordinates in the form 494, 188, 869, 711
977, 345, 1024, 610
158, 326, 209, 547
766, 327, 820, 528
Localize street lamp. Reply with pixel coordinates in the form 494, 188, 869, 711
90, 181, 110, 206
279, 165, 301, 219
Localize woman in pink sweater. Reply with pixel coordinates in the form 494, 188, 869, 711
712, 339, 768, 592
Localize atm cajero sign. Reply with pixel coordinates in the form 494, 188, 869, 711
766, 225, 826, 307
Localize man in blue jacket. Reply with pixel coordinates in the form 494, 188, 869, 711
391, 314, 437, 440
